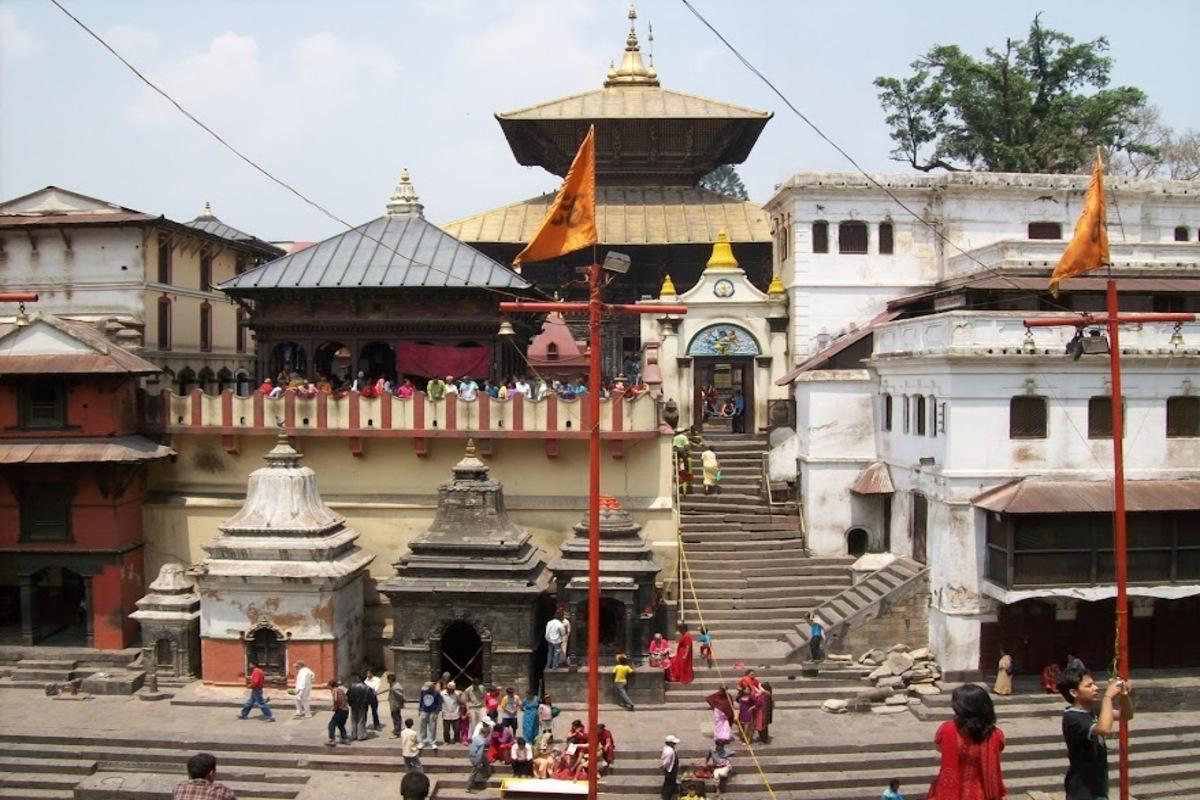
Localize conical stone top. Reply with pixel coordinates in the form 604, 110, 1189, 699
131, 563, 200, 620
380, 441, 548, 594
194, 433, 374, 583
549, 495, 661, 578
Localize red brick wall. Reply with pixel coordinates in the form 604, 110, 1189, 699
202, 637, 338, 686
0, 465, 146, 550
90, 550, 144, 649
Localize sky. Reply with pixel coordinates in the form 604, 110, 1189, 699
2, 0, 1197, 243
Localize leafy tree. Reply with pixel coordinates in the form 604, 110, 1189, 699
699, 164, 749, 199
875, 15, 1151, 173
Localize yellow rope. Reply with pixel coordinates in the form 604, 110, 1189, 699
675, 503, 780, 800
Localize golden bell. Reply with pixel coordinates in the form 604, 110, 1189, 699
497, 320, 516, 338
659, 274, 677, 296
705, 230, 739, 270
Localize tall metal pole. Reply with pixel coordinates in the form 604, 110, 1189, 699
586, 262, 602, 800
1105, 278, 1131, 800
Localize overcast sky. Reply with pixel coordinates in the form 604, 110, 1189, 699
2, 0, 1196, 243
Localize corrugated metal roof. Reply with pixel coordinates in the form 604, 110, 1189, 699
0, 313, 162, 374
0, 211, 156, 228
497, 87, 771, 121
776, 310, 902, 385
184, 214, 284, 258
0, 436, 174, 464
850, 462, 895, 495
220, 212, 530, 292
972, 479, 1200, 514
444, 187, 770, 246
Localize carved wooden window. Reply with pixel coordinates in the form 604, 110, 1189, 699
879, 222, 894, 255
19, 482, 74, 541
1010, 396, 1047, 439
18, 382, 66, 429
1028, 222, 1062, 240
157, 235, 172, 283
1175, 226, 1190, 242
1167, 396, 1200, 438
1088, 395, 1124, 439
838, 221, 868, 254
812, 221, 829, 254
200, 252, 212, 290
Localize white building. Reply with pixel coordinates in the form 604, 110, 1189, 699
767, 172, 1200, 676
0, 187, 283, 392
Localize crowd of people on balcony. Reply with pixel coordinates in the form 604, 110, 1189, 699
245, 367, 651, 403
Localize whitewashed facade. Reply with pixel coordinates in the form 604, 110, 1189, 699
767, 172, 1200, 674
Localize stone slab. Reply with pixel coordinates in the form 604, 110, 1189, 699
80, 673, 144, 696
544, 668, 664, 705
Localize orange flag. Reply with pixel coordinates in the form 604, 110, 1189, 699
1049, 150, 1111, 296
514, 125, 598, 266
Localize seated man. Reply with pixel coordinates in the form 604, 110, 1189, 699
705, 739, 734, 796
510, 736, 534, 777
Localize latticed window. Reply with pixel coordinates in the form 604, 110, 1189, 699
838, 221, 868, 254
812, 221, 829, 254
1028, 222, 1062, 239
19, 482, 73, 541
1088, 396, 1123, 439
1167, 396, 1200, 438
1010, 396, 1047, 439
19, 382, 66, 429
879, 222, 894, 255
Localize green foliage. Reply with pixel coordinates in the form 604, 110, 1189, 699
699, 164, 749, 199
874, 15, 1152, 173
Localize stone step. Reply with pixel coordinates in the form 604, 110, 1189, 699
8, 660, 79, 669
9, 669, 93, 682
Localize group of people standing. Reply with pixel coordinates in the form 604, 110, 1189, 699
673, 428, 721, 495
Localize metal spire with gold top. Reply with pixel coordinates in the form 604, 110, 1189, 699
605, 4, 659, 87
705, 229, 740, 270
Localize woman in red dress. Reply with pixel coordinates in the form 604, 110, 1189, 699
928, 684, 1006, 800
665, 623, 695, 684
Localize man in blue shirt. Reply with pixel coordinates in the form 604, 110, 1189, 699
808, 613, 824, 662
731, 389, 746, 433
417, 682, 442, 750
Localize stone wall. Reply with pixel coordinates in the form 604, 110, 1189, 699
832, 573, 930, 656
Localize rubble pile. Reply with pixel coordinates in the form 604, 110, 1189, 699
821, 643, 942, 715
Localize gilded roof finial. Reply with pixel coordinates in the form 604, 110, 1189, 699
200, 201, 215, 218
705, 229, 739, 270
386, 168, 424, 217
767, 274, 786, 295
659, 274, 677, 296
604, 3, 659, 87
465, 438, 477, 458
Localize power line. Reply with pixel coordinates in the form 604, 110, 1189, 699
46, 0, 531, 302
677, 0, 1086, 315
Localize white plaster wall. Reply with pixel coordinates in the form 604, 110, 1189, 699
198, 584, 345, 641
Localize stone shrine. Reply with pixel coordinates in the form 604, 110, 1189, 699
130, 563, 201, 680
549, 496, 662, 660
379, 440, 549, 690
192, 432, 374, 684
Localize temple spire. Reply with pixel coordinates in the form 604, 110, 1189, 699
604, 4, 659, 87
386, 168, 424, 217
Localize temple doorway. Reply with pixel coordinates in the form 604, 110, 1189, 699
314, 341, 350, 382
847, 528, 869, 557
693, 359, 753, 432
32, 566, 87, 646
245, 626, 287, 681
269, 342, 307, 381
598, 598, 626, 652
440, 621, 484, 687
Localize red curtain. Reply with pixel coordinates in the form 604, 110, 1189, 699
394, 341, 491, 380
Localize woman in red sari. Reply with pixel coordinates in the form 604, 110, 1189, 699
928, 684, 1006, 800
665, 623, 695, 684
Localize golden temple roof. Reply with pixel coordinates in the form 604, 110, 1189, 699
442, 187, 771, 246
496, 86, 769, 122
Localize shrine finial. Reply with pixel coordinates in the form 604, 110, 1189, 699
387, 168, 424, 217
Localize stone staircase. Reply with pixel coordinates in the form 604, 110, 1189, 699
0, 646, 143, 689
678, 433, 854, 641
5, 724, 1199, 800
782, 556, 928, 659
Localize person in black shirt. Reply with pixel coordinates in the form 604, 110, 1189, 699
1056, 668, 1134, 800
346, 674, 372, 742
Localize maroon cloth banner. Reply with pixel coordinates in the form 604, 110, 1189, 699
395, 341, 490, 380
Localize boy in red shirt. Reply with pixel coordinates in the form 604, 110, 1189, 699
237, 663, 275, 721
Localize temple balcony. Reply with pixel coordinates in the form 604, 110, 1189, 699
944, 240, 1200, 281
139, 388, 664, 459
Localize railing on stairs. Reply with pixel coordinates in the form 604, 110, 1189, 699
762, 452, 808, 550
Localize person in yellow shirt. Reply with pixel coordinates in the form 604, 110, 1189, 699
612, 654, 635, 711
679, 780, 706, 800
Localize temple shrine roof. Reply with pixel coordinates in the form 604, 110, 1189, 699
221, 170, 532, 293
183, 202, 285, 258
493, 7, 771, 183
443, 186, 770, 246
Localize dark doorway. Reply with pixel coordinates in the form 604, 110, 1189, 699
693, 359, 753, 432
154, 638, 176, 673
847, 528, 869, 557
440, 621, 484, 688
33, 566, 87, 646
359, 342, 397, 383
996, 599, 1060, 675
245, 627, 287, 681
911, 493, 928, 565
269, 342, 307, 381
598, 598, 626, 653
1154, 597, 1200, 667
314, 341, 349, 382
0, 576, 21, 643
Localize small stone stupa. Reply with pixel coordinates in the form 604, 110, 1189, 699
192, 431, 374, 685
379, 440, 549, 690
549, 496, 662, 659
130, 563, 201, 679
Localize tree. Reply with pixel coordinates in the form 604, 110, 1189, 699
875, 15, 1151, 173
699, 165, 749, 199
1105, 104, 1200, 180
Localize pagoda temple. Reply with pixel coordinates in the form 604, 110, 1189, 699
379, 440, 550, 690
443, 6, 774, 374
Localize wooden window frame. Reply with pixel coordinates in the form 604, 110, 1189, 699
879, 221, 894, 255
200, 252, 213, 291
157, 296, 172, 351
812, 221, 829, 254
1174, 226, 1190, 242
19, 482, 74, 542
157, 235, 172, 284
1087, 395, 1124, 439
1028, 222, 1063, 240
1010, 395, 1048, 439
17, 381, 67, 430
838, 221, 868, 254
1166, 396, 1200, 438
915, 395, 927, 436
882, 394, 893, 432
199, 302, 213, 353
